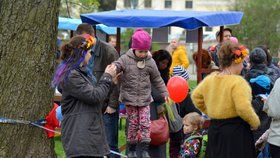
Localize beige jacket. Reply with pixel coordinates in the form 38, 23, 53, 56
114, 49, 168, 106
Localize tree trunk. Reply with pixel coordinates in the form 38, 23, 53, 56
0, 0, 60, 157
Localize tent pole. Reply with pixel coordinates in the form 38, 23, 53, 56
219, 26, 224, 42
116, 28, 121, 54
106, 34, 109, 42
70, 30, 74, 38
197, 27, 203, 83
93, 25, 96, 36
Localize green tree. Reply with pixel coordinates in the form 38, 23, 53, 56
99, 0, 117, 11
0, 0, 60, 157
231, 0, 280, 54
60, 0, 99, 18
121, 28, 134, 52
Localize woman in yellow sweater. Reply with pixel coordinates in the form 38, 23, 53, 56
191, 42, 260, 158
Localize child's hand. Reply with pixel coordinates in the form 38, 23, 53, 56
104, 106, 116, 114
165, 96, 170, 103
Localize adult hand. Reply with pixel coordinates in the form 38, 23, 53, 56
105, 64, 116, 78
104, 106, 116, 114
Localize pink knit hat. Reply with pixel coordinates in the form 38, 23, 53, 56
131, 29, 151, 51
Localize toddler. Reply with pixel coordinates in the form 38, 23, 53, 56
113, 29, 168, 158
180, 112, 207, 158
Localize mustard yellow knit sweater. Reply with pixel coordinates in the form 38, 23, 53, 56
191, 72, 260, 129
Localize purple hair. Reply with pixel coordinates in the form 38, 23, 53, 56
52, 36, 90, 88
52, 49, 87, 88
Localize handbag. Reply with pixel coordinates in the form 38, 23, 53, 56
150, 114, 169, 146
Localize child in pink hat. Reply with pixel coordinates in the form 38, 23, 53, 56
113, 29, 169, 158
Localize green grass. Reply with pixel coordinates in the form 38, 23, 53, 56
54, 136, 66, 158
188, 80, 197, 91
118, 117, 127, 155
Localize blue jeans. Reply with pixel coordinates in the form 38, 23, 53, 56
257, 143, 270, 158
103, 111, 120, 158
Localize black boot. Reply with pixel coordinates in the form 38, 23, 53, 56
127, 143, 137, 158
140, 142, 150, 158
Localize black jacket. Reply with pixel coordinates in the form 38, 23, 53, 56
245, 64, 273, 142
60, 67, 113, 157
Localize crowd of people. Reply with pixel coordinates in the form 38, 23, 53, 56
52, 24, 280, 158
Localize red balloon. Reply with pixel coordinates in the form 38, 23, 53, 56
167, 76, 189, 103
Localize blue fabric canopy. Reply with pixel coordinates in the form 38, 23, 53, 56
80, 10, 243, 30
58, 17, 118, 34
58, 17, 82, 31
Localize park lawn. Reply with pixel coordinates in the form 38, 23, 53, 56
188, 80, 197, 91
54, 136, 66, 158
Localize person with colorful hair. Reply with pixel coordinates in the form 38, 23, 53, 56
192, 42, 260, 158
76, 23, 120, 158
113, 29, 169, 158
52, 35, 117, 158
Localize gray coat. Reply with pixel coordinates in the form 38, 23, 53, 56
92, 39, 119, 109
114, 49, 168, 106
60, 67, 113, 157
266, 78, 280, 147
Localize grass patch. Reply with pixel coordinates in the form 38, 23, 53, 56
54, 136, 65, 158
188, 80, 197, 91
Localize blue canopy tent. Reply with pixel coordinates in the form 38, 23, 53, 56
58, 17, 118, 35
81, 9, 243, 30
80, 9, 243, 82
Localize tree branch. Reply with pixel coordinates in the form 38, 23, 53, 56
67, 1, 92, 10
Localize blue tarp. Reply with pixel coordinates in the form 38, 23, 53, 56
80, 9, 243, 30
58, 17, 117, 35
58, 17, 82, 31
